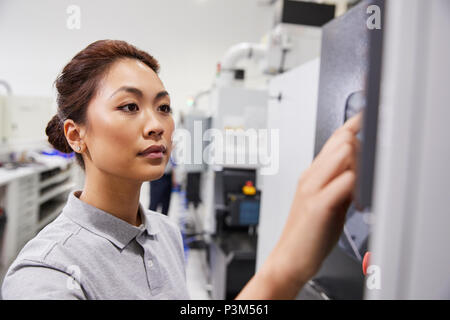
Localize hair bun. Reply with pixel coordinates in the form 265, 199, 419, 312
45, 114, 73, 153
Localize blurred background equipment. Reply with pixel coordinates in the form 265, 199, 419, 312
201, 0, 336, 300
0, 91, 80, 283
208, 168, 260, 299
149, 157, 176, 216
0, 95, 54, 152
255, 56, 322, 298
196, 83, 269, 299
0, 147, 78, 280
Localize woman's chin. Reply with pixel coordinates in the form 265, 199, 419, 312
137, 168, 165, 182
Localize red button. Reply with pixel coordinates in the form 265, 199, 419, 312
362, 251, 371, 275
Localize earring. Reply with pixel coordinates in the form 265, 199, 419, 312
77, 146, 81, 152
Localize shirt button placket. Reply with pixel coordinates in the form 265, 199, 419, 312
136, 236, 154, 292
138, 234, 163, 295
144, 250, 163, 293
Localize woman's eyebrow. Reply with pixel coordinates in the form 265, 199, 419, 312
109, 86, 143, 99
109, 87, 169, 102
154, 90, 169, 102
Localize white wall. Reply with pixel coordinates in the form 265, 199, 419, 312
0, 0, 273, 115
256, 58, 320, 271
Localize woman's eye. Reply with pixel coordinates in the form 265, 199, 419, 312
118, 103, 139, 112
158, 104, 172, 114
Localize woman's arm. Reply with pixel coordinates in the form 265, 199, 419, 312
236, 113, 362, 299
2, 263, 87, 300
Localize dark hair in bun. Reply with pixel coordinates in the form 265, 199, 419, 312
45, 39, 160, 170
45, 114, 73, 153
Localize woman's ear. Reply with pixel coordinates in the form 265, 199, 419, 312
64, 119, 86, 153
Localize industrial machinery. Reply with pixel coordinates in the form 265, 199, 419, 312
303, 0, 380, 299
258, 0, 380, 300
0, 95, 54, 153
0, 93, 78, 285
259, 0, 450, 300
256, 57, 322, 298
177, 85, 267, 299
205, 0, 336, 300
205, 86, 268, 300
209, 167, 260, 300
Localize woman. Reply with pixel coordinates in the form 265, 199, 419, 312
1, 40, 361, 299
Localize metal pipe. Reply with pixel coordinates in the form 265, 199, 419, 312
0, 80, 12, 95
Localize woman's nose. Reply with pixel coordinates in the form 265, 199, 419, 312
147, 127, 164, 138
144, 114, 164, 138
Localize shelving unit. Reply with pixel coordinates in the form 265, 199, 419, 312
39, 169, 72, 189
37, 200, 67, 231
0, 159, 76, 271
37, 163, 75, 232
39, 181, 74, 205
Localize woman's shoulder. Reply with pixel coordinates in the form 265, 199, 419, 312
1, 214, 86, 297
8, 214, 82, 268
1, 213, 90, 299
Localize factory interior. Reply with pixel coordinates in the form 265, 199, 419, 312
0, 0, 449, 300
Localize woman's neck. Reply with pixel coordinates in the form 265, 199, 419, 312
79, 166, 143, 227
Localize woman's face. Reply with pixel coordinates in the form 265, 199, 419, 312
81, 58, 174, 182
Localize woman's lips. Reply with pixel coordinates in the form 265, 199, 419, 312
138, 144, 166, 159
141, 151, 164, 159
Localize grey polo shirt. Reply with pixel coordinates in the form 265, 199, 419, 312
1, 190, 190, 300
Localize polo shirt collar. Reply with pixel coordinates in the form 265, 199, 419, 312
62, 190, 159, 250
